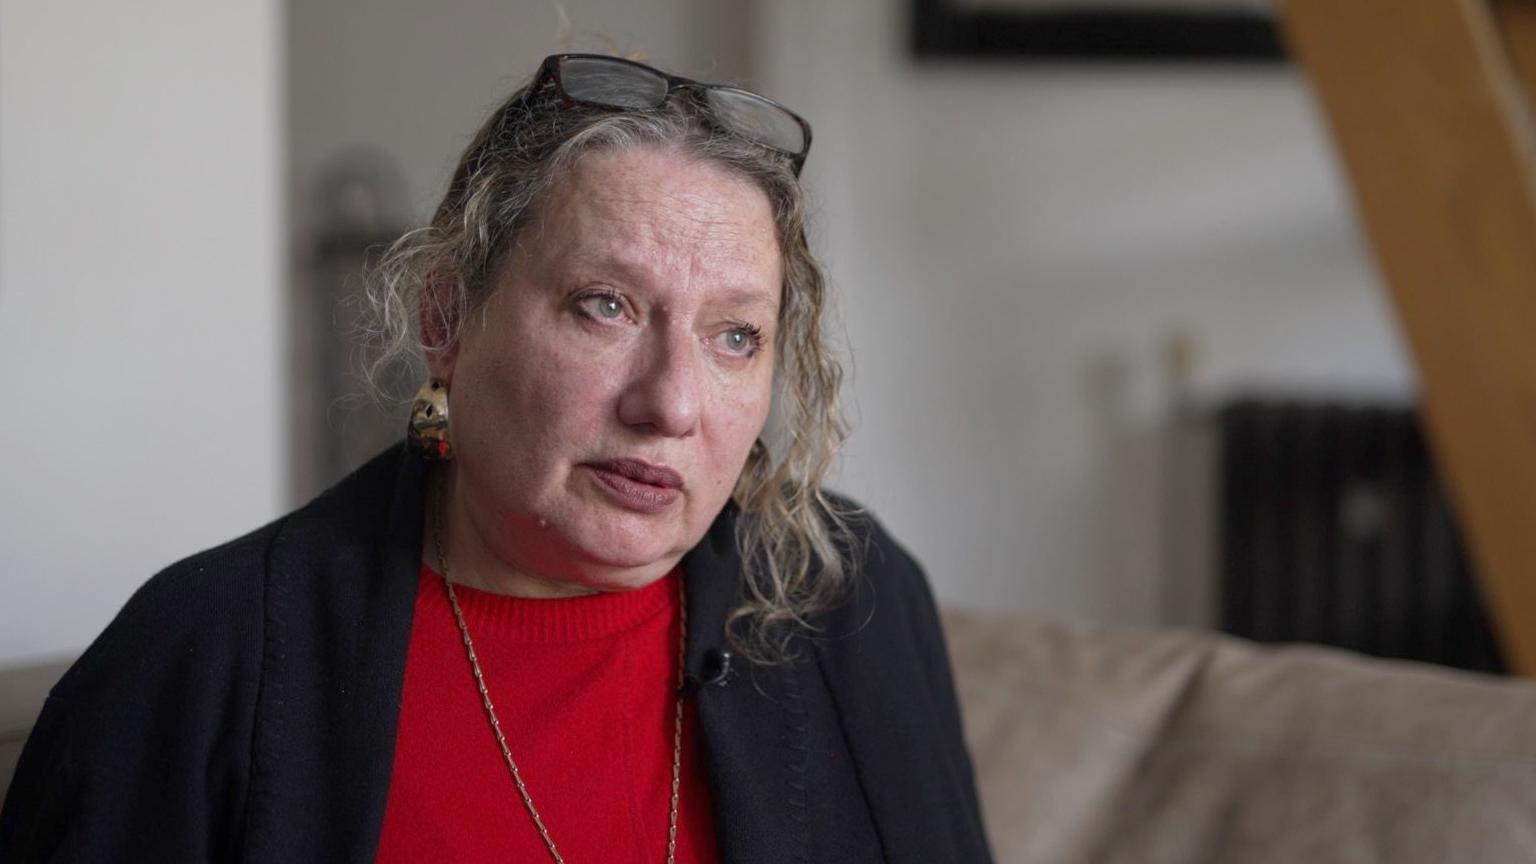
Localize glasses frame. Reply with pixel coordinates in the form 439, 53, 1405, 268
523, 53, 813, 177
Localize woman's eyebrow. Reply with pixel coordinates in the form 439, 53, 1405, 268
559, 249, 647, 287
569, 252, 780, 315
711, 286, 780, 318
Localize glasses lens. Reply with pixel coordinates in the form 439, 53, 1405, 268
559, 57, 668, 109
704, 89, 807, 156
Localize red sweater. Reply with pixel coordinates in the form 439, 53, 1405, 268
376, 564, 719, 863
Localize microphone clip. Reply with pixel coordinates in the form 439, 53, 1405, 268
681, 649, 733, 695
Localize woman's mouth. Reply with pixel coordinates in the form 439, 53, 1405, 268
583, 459, 684, 513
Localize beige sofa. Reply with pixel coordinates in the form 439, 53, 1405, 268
6, 613, 1536, 861
0, 658, 71, 817
944, 608, 1536, 862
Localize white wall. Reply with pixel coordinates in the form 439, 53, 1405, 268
755, 1, 1416, 626
0, 1, 285, 663
288, 0, 752, 244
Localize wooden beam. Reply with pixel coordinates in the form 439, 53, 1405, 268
1281, 0, 1536, 673
1492, 1, 1536, 118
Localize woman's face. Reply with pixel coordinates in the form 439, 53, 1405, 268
434, 146, 782, 591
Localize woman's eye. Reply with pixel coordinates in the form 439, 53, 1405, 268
579, 293, 626, 321
719, 324, 762, 356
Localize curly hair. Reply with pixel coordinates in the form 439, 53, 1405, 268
363, 64, 855, 662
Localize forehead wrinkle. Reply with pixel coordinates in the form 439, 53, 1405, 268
523, 149, 781, 308
578, 195, 774, 297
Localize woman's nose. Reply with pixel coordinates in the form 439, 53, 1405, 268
617, 330, 702, 438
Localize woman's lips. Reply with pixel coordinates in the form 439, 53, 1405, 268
584, 459, 684, 513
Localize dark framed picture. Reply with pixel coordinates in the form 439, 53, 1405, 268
912, 0, 1285, 62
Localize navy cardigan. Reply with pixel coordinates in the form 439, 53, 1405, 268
0, 446, 993, 862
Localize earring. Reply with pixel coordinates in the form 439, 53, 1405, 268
407, 379, 453, 461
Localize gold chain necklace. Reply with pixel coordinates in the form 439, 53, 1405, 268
433, 489, 688, 864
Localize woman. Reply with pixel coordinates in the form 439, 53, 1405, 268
0, 54, 992, 863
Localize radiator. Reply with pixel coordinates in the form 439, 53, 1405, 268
1218, 399, 1505, 674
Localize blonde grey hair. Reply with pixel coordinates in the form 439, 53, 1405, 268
364, 69, 855, 661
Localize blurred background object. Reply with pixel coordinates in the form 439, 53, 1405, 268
290, 146, 410, 504
1215, 399, 1502, 673
911, 0, 1284, 61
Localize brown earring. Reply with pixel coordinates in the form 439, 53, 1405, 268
406, 379, 453, 461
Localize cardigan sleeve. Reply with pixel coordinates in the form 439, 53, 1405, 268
811, 509, 996, 863
893, 529, 993, 855
0, 527, 272, 861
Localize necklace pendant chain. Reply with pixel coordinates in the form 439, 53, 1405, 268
434, 487, 688, 864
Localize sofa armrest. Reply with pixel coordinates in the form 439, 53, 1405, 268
0, 657, 75, 812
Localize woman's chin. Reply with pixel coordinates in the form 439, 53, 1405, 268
548, 514, 686, 586
560, 485, 691, 548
